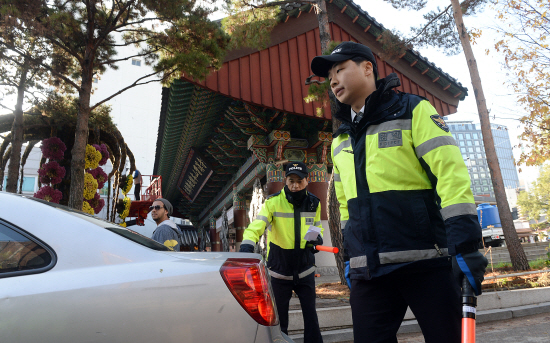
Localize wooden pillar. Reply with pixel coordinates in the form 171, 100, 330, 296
266, 163, 285, 196
210, 212, 220, 252
233, 185, 247, 252
306, 164, 329, 220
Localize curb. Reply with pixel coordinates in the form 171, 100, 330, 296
288, 288, 550, 343
289, 302, 550, 343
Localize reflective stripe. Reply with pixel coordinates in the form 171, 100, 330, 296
378, 248, 449, 264
273, 212, 294, 218
301, 212, 316, 218
256, 215, 269, 224
334, 139, 352, 157
350, 255, 367, 268
366, 119, 411, 135
241, 239, 256, 246
314, 221, 322, 227
334, 173, 342, 182
267, 224, 272, 232
268, 266, 316, 280
440, 203, 477, 221
415, 136, 458, 159
340, 220, 348, 231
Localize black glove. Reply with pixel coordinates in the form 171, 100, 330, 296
239, 243, 255, 253
452, 251, 488, 296
308, 235, 323, 254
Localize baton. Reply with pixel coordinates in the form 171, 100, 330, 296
312, 245, 339, 254
461, 276, 477, 343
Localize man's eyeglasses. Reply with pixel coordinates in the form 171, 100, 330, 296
149, 205, 165, 211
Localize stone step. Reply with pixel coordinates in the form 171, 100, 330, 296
287, 287, 550, 333
289, 302, 550, 343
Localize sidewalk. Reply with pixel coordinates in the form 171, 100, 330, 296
287, 285, 550, 343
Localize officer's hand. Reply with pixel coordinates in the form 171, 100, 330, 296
452, 251, 488, 296
344, 261, 351, 290
308, 235, 323, 254
239, 243, 255, 253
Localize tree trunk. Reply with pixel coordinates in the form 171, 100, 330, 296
6, 65, 29, 193
19, 140, 38, 194
316, 0, 348, 284
68, 66, 93, 210
0, 146, 12, 191
327, 173, 347, 285
450, 0, 529, 270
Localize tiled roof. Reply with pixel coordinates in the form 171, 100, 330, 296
278, 0, 468, 100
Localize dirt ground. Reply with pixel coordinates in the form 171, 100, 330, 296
315, 268, 550, 299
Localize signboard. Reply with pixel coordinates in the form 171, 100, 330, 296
178, 148, 213, 202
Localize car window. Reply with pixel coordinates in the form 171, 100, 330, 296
0, 221, 55, 277
106, 227, 170, 251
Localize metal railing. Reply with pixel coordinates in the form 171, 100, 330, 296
133, 175, 162, 202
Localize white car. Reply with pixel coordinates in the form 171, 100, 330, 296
0, 192, 292, 342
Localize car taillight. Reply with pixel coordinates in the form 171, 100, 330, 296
220, 258, 278, 326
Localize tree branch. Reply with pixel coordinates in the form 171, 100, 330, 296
405, 4, 453, 45
90, 70, 170, 110
0, 42, 82, 91
241, 0, 316, 9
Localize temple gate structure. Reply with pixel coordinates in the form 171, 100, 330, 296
153, 0, 469, 269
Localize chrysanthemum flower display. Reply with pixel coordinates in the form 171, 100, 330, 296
86, 192, 105, 214
41, 137, 67, 161
116, 196, 132, 219
38, 161, 66, 185
92, 143, 110, 166
89, 167, 108, 189
83, 172, 98, 200
119, 174, 133, 195
85, 144, 102, 170
82, 201, 95, 215
34, 186, 63, 203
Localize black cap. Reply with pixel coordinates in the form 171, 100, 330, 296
285, 161, 308, 179
311, 41, 378, 79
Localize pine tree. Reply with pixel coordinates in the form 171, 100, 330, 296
0, 0, 229, 210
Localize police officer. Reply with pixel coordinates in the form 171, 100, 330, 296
239, 161, 324, 343
310, 42, 488, 342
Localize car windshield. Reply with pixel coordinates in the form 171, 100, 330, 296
22, 195, 170, 251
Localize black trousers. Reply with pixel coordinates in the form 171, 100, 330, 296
350, 266, 461, 343
134, 183, 141, 200
271, 273, 323, 343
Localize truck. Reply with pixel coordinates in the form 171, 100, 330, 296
477, 203, 506, 247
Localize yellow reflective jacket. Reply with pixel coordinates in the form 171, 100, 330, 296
242, 187, 324, 280
332, 74, 482, 280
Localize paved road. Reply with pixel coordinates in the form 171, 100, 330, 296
395, 313, 550, 343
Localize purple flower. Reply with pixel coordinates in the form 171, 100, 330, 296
38, 161, 66, 185
93, 143, 110, 166
34, 186, 63, 203
88, 167, 108, 189
41, 137, 67, 161
86, 192, 106, 214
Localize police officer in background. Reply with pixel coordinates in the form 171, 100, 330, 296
239, 161, 324, 343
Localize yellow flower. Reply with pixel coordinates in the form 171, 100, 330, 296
121, 174, 133, 195
85, 144, 102, 170
119, 196, 131, 219
82, 201, 95, 215
83, 172, 98, 200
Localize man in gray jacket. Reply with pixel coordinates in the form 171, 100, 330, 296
151, 198, 182, 251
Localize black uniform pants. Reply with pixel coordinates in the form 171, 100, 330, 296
350, 266, 461, 343
134, 183, 141, 201
271, 273, 323, 343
